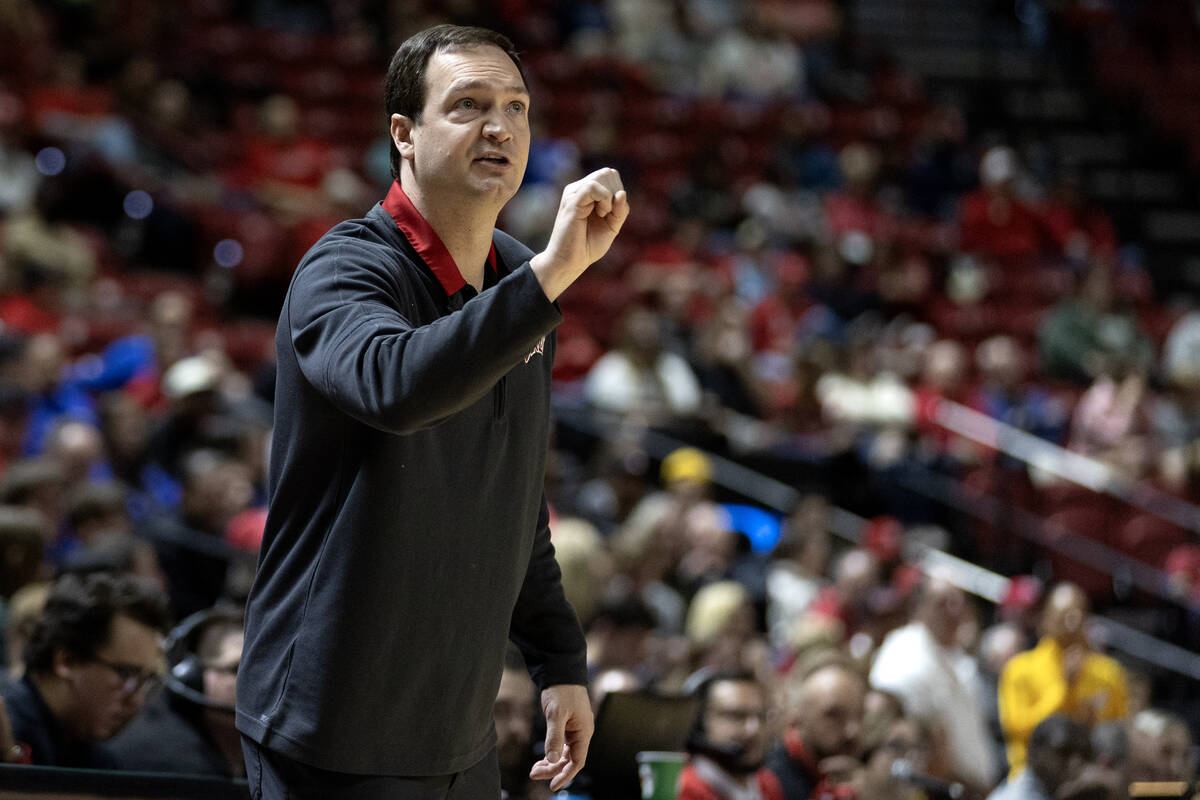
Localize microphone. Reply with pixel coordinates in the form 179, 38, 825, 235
891, 759, 967, 799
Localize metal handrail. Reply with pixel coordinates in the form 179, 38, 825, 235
550, 397, 1200, 683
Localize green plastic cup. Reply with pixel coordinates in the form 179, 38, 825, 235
636, 751, 687, 800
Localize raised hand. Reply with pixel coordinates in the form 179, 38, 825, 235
530, 168, 629, 301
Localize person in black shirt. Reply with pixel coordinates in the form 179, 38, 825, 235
109, 607, 245, 777
236, 23, 629, 800
0, 572, 169, 767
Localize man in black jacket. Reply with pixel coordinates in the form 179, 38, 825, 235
0, 572, 169, 767
236, 23, 629, 800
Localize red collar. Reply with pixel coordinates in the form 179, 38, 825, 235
784, 729, 822, 777
382, 181, 497, 295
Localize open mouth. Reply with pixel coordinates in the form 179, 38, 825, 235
476, 155, 510, 166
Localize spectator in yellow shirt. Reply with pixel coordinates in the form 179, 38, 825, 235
998, 582, 1127, 776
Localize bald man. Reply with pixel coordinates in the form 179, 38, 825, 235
765, 660, 865, 799
998, 582, 1127, 777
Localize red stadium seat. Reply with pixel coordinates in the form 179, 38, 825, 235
1117, 513, 1192, 571
1042, 505, 1121, 597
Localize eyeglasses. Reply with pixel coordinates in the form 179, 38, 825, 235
708, 706, 768, 725
92, 655, 164, 696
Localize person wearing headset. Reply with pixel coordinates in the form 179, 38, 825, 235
107, 606, 245, 777
679, 671, 784, 800
0, 571, 170, 767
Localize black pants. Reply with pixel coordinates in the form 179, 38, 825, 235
241, 737, 501, 800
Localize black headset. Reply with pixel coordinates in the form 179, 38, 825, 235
163, 606, 243, 714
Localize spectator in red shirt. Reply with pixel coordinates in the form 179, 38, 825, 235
766, 657, 866, 800
824, 143, 894, 241
959, 146, 1046, 262
679, 671, 784, 800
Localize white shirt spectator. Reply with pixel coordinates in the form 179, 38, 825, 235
585, 350, 703, 418
869, 621, 998, 789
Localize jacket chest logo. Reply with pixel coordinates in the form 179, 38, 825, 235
524, 337, 545, 364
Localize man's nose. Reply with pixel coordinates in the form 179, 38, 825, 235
482, 111, 512, 142
744, 715, 763, 739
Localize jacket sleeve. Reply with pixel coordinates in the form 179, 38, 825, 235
509, 494, 588, 691
286, 240, 561, 435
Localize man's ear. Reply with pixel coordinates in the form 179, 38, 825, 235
51, 648, 74, 681
391, 113, 416, 161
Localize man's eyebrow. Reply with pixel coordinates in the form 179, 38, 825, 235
447, 79, 529, 96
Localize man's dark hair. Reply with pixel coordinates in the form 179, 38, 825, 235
65, 481, 127, 532
23, 572, 171, 674
0, 505, 49, 598
1028, 714, 1091, 789
384, 24, 526, 181
590, 593, 657, 632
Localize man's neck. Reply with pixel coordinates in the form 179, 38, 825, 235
401, 179, 500, 292
692, 755, 761, 799
29, 673, 75, 738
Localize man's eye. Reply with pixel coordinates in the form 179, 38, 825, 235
457, 98, 475, 110
509, 101, 526, 113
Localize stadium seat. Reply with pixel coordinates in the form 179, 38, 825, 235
1042, 505, 1120, 597
1117, 513, 1192, 571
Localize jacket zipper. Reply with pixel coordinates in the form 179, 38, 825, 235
494, 376, 506, 419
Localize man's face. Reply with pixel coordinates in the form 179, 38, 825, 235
919, 579, 967, 647
494, 667, 536, 771
1029, 733, 1088, 794
795, 668, 864, 761
1160, 722, 1195, 782
400, 45, 530, 208
201, 628, 243, 709
703, 679, 769, 773
1042, 585, 1089, 647
60, 614, 164, 741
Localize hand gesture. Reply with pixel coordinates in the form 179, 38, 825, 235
529, 684, 593, 792
530, 168, 629, 301
1062, 645, 1086, 687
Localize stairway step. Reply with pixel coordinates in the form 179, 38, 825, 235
1089, 169, 1188, 205
1144, 209, 1200, 243
1051, 132, 1130, 165
893, 44, 1042, 82
1005, 86, 1089, 121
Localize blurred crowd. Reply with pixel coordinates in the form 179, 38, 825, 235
2, 0, 1200, 798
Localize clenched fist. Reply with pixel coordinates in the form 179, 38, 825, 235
530, 168, 629, 301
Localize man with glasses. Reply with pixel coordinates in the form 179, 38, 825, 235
109, 608, 245, 777
0, 571, 169, 766
680, 672, 784, 800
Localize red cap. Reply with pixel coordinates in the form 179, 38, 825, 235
861, 516, 903, 562
1001, 575, 1043, 613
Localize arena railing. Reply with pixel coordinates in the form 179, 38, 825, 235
0, 763, 248, 799
934, 398, 1200, 533
550, 397, 1200, 685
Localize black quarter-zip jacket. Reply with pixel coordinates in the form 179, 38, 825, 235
236, 182, 587, 776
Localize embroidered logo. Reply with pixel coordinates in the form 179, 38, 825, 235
524, 337, 546, 364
